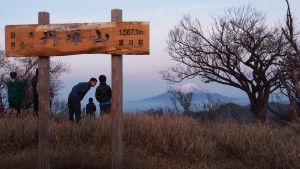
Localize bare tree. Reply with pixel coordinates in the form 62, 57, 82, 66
0, 50, 71, 110
49, 59, 71, 96
168, 86, 193, 116
0, 50, 10, 108
198, 94, 227, 113
279, 0, 300, 122
194, 94, 243, 121
193, 94, 227, 121
161, 5, 286, 122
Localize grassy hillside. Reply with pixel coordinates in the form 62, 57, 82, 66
0, 114, 299, 169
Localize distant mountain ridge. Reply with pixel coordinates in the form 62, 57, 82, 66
124, 83, 249, 112
191, 101, 291, 122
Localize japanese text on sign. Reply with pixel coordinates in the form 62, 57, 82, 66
5, 22, 149, 57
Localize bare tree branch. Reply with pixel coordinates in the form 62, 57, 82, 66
168, 86, 193, 116
161, 5, 285, 121
0, 51, 71, 110
279, 0, 300, 122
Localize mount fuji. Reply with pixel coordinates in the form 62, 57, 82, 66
124, 83, 249, 112
177, 83, 210, 94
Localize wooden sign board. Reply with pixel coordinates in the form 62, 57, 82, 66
5, 22, 149, 57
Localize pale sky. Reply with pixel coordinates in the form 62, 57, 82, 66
1, 0, 300, 102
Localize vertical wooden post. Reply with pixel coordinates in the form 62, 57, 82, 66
38, 12, 51, 169
111, 9, 123, 169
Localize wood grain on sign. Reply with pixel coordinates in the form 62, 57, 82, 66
5, 22, 149, 57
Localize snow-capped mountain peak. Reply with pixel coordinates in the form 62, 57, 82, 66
177, 83, 210, 93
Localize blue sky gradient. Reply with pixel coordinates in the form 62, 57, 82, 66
1, 0, 300, 102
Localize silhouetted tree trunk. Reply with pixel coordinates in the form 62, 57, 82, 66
280, 0, 300, 122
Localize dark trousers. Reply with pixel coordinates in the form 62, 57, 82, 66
9, 102, 21, 116
68, 96, 81, 122
100, 105, 111, 116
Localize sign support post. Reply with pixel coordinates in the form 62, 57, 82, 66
111, 9, 123, 169
5, 10, 149, 169
38, 12, 51, 169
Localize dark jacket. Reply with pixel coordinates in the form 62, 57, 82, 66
69, 82, 91, 101
95, 83, 112, 103
31, 74, 38, 95
7, 79, 28, 104
86, 102, 96, 114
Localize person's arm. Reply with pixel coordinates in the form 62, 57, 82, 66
31, 76, 38, 91
108, 86, 112, 100
95, 87, 101, 102
78, 88, 85, 99
86, 104, 89, 112
19, 79, 28, 87
93, 104, 96, 112
93, 104, 96, 116
36, 82, 39, 94
78, 83, 90, 100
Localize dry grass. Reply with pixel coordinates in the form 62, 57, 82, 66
0, 113, 299, 169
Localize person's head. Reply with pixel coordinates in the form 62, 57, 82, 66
89, 77, 97, 87
10, 72, 17, 79
89, 97, 93, 102
99, 75, 106, 83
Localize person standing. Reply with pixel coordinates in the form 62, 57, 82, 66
7, 72, 28, 116
31, 68, 38, 116
86, 97, 96, 117
95, 75, 112, 116
68, 78, 97, 122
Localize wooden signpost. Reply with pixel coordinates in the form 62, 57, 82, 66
37, 12, 50, 169
111, 9, 123, 169
5, 10, 149, 169
5, 21, 149, 56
